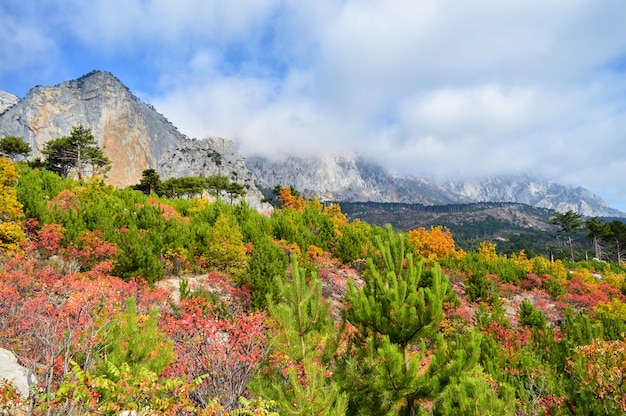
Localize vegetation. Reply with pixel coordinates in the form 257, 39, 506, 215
1, 158, 626, 415
41, 125, 111, 179
0, 136, 31, 161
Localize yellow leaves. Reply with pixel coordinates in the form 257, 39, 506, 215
203, 215, 248, 276
0, 158, 24, 221
0, 158, 25, 253
594, 298, 626, 320
0, 222, 25, 253
0, 157, 18, 187
478, 241, 498, 261
307, 245, 324, 260
324, 203, 348, 235
408, 225, 464, 261
278, 187, 304, 211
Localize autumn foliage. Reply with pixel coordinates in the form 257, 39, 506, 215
408, 225, 465, 261
2, 164, 626, 415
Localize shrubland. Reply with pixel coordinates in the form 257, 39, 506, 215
1, 158, 625, 415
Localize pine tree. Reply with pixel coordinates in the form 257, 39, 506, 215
549, 210, 583, 262
342, 226, 482, 415
112, 228, 164, 283
433, 366, 515, 415
42, 125, 111, 179
133, 168, 163, 195
251, 255, 347, 415
0, 135, 31, 161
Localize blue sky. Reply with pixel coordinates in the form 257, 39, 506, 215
2, 0, 626, 211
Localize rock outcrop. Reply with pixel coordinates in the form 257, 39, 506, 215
0, 348, 37, 400
0, 71, 179, 187
159, 136, 270, 210
0, 91, 18, 114
0, 71, 269, 211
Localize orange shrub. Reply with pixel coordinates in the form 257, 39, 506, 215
408, 225, 464, 261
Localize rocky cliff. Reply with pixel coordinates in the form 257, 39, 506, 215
0, 91, 18, 113
0, 71, 269, 210
247, 153, 625, 217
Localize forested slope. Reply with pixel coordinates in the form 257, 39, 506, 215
1, 159, 625, 415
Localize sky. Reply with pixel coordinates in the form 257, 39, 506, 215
2, 1, 626, 211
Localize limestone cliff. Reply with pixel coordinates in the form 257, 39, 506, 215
158, 136, 270, 210
0, 71, 183, 187
0, 91, 18, 114
0, 71, 269, 210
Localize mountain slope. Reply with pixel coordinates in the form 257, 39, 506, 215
0, 71, 268, 210
248, 153, 625, 217
0, 91, 18, 113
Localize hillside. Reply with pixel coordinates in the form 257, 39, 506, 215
1, 162, 626, 415
337, 201, 561, 255
1, 70, 621, 217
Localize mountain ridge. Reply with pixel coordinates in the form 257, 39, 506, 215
247, 153, 625, 218
0, 70, 621, 217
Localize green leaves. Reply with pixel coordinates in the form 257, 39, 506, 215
42, 125, 111, 179
0, 135, 31, 161
346, 233, 448, 349
342, 228, 455, 415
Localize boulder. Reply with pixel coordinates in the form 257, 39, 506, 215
0, 348, 37, 400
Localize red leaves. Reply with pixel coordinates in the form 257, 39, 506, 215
33, 223, 66, 258
161, 297, 268, 409
66, 229, 118, 270
563, 276, 624, 311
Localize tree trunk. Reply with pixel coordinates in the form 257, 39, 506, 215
403, 344, 415, 416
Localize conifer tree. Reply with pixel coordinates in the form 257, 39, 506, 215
112, 228, 164, 283
549, 210, 583, 262
133, 168, 163, 195
0, 135, 31, 161
251, 255, 347, 415
342, 226, 482, 415
42, 125, 110, 179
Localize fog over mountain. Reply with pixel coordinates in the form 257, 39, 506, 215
0, 71, 623, 218
247, 153, 625, 218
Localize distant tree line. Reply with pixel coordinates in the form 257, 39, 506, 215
133, 168, 246, 202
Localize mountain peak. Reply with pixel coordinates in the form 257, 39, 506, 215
0, 71, 270, 211
0, 91, 19, 114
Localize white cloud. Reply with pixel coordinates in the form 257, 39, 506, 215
3, 0, 626, 209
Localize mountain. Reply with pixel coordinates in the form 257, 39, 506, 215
0, 71, 269, 210
0, 91, 18, 113
2, 70, 620, 217
247, 153, 625, 218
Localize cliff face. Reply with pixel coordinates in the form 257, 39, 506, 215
248, 153, 625, 217
0, 71, 182, 187
0, 71, 269, 210
158, 136, 269, 210
246, 153, 461, 205
0, 91, 18, 113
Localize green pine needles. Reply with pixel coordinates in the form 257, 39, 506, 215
341, 227, 509, 416
252, 255, 347, 415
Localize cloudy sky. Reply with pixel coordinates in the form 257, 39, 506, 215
2, 1, 626, 210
